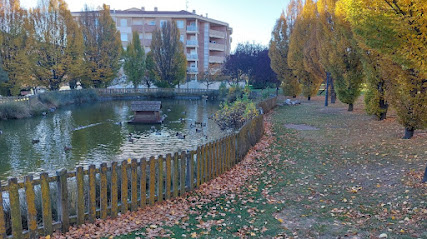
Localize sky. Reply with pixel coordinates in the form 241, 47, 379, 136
20, 0, 290, 51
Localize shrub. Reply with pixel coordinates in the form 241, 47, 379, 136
218, 82, 228, 99
0, 102, 30, 119
214, 95, 258, 130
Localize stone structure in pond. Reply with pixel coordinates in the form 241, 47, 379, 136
129, 101, 163, 124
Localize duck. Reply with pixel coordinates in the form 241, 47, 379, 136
196, 128, 202, 133
32, 139, 40, 144
176, 133, 186, 139
155, 131, 162, 135
64, 146, 72, 151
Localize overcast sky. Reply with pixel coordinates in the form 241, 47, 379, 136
20, 0, 290, 51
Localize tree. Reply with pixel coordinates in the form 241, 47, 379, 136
28, 0, 83, 91
80, 4, 122, 88
202, 64, 222, 90
150, 20, 186, 88
0, 59, 8, 95
0, 0, 32, 95
124, 31, 145, 88
317, 0, 364, 111
223, 43, 277, 89
288, 0, 324, 100
269, 13, 300, 97
339, 0, 427, 138
143, 51, 155, 88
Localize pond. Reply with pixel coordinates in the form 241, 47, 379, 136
0, 99, 224, 181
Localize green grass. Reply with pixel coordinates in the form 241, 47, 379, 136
116, 96, 426, 238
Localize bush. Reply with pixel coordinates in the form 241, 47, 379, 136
214, 96, 258, 130
0, 102, 30, 119
226, 84, 244, 103
218, 82, 228, 99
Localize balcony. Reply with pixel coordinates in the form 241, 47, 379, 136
209, 43, 225, 51
187, 67, 198, 73
186, 40, 198, 47
187, 54, 198, 61
209, 29, 226, 39
209, 56, 225, 63
186, 25, 198, 32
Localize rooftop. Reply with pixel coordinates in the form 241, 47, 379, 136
131, 101, 162, 112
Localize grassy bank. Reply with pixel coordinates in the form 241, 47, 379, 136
0, 89, 98, 120
115, 96, 426, 238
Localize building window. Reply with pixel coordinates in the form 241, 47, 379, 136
160, 20, 167, 27
145, 33, 152, 39
176, 20, 184, 29
180, 35, 184, 43
139, 33, 143, 39
121, 33, 128, 41
148, 20, 156, 25
133, 19, 143, 25
120, 19, 127, 27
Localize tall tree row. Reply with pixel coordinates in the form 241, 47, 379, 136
0, 1, 122, 94
338, 0, 427, 138
123, 31, 145, 88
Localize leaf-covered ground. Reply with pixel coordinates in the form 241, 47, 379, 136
52, 96, 426, 239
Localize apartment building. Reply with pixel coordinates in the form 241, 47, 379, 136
72, 7, 232, 81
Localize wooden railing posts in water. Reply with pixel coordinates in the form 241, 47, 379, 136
0, 98, 276, 239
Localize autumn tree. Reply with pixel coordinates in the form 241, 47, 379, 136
150, 20, 186, 88
288, 0, 324, 100
0, 0, 32, 95
0, 59, 8, 95
339, 0, 427, 138
28, 0, 83, 91
269, 13, 300, 97
317, 0, 364, 111
124, 31, 145, 88
79, 4, 122, 88
144, 51, 155, 88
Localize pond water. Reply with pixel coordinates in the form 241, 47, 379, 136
0, 100, 224, 181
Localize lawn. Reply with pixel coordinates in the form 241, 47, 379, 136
80, 96, 426, 239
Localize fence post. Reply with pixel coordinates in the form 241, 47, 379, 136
40, 173, 53, 236
189, 151, 195, 190
196, 147, 201, 187
57, 169, 70, 233
24, 176, 37, 238
180, 151, 186, 196
121, 160, 129, 213
89, 165, 96, 223
140, 159, 147, 207
0, 182, 6, 239
131, 159, 138, 211
8, 178, 23, 239
100, 163, 108, 219
158, 155, 164, 202
173, 153, 179, 198
149, 156, 156, 205
166, 154, 172, 200
111, 162, 118, 218
76, 167, 85, 224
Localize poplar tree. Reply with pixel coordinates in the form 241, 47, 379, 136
317, 0, 364, 111
288, 0, 324, 100
0, 0, 32, 95
150, 20, 186, 88
80, 4, 122, 88
124, 31, 145, 88
28, 0, 83, 91
269, 13, 300, 97
338, 0, 427, 138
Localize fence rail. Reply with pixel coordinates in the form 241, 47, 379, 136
0, 97, 276, 239
95, 88, 217, 96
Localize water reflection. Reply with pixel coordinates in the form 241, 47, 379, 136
0, 99, 222, 180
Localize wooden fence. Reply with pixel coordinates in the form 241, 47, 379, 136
0, 98, 276, 239
95, 88, 218, 97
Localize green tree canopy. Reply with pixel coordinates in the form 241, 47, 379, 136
150, 20, 186, 88
124, 31, 146, 88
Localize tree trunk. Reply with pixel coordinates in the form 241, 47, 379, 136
330, 77, 336, 103
378, 80, 388, 120
292, 95, 296, 98
308, 96, 311, 101
348, 103, 353, 111
325, 72, 330, 106
423, 163, 427, 183
403, 127, 414, 139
